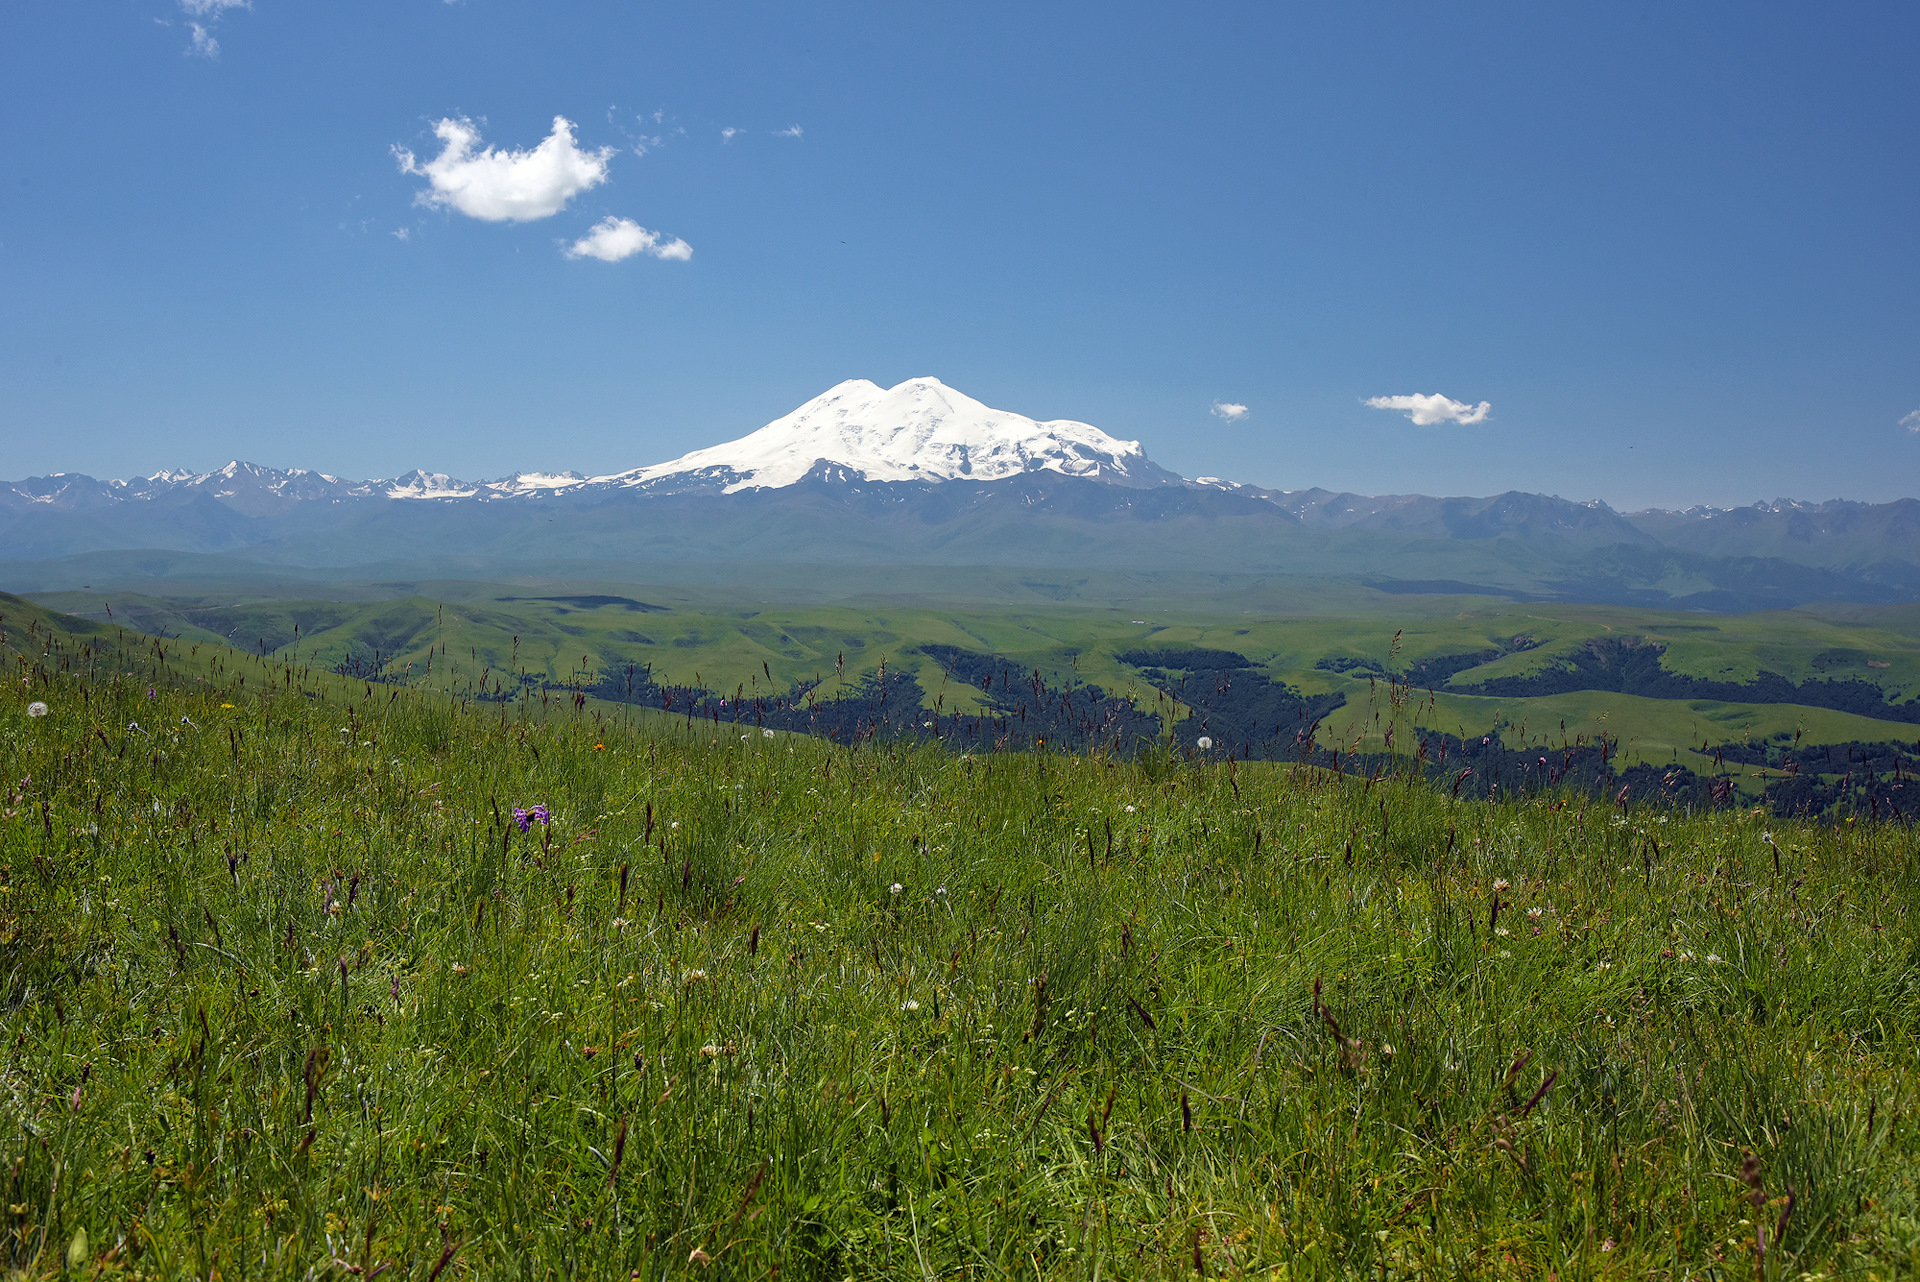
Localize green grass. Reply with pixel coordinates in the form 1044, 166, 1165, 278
33, 582, 1920, 771
5, 605, 1920, 1278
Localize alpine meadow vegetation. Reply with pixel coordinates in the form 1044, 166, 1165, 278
4, 614, 1920, 1279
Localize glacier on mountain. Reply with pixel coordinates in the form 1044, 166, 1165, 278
598, 377, 1167, 492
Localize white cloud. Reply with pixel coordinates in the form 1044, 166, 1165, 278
178, 0, 244, 56
1210, 401, 1249, 422
392, 227, 411, 242
1364, 392, 1491, 426
395, 116, 613, 223
1903, 410, 1920, 433
721, 127, 739, 142
775, 125, 804, 138
564, 216, 692, 263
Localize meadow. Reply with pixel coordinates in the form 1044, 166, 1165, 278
27, 579, 1920, 772
3, 599, 1919, 1278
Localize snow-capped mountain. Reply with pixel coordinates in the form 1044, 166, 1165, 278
1, 378, 1174, 507
598, 377, 1176, 492
5, 376, 1919, 613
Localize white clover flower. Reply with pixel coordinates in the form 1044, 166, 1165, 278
889, 883, 904, 895
26, 702, 48, 718
1705, 953, 1721, 964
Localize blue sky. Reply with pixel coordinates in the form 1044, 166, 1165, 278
2, 1, 1917, 509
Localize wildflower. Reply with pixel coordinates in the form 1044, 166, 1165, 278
933, 885, 947, 898
147, 688, 156, 700
1498, 949, 1511, 958
1494, 926, 1510, 937
670, 821, 680, 830
1124, 804, 1136, 813
220, 703, 234, 709
683, 968, 708, 985
762, 728, 774, 738
1526, 906, 1543, 920
901, 999, 920, 1011
593, 743, 605, 751
512, 807, 531, 833
25, 702, 48, 718
1491, 878, 1511, 893
1704, 953, 1721, 964
530, 803, 550, 825
889, 883, 904, 895
1195, 736, 1212, 750
699, 1044, 720, 1060
451, 963, 470, 976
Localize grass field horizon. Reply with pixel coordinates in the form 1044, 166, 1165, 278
5, 591, 1920, 1276
23, 577, 1920, 778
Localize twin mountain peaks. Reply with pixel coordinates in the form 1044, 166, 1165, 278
5, 377, 1918, 613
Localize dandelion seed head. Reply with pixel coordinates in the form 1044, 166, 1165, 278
1195, 736, 1212, 750
25, 702, 48, 718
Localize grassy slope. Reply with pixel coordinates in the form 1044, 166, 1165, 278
4, 627, 1920, 1277
31, 585, 1920, 768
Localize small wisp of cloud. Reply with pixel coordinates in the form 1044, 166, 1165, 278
1365, 393, 1491, 426
178, 0, 246, 58
565, 216, 692, 263
1210, 401, 1249, 423
1902, 410, 1920, 433
775, 125, 804, 139
721, 127, 739, 142
395, 116, 613, 223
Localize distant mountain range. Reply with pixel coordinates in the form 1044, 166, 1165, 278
5, 377, 1918, 611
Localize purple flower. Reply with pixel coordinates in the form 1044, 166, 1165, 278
512, 806, 532, 833
147, 688, 157, 700
511, 804, 551, 834
530, 803, 551, 826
